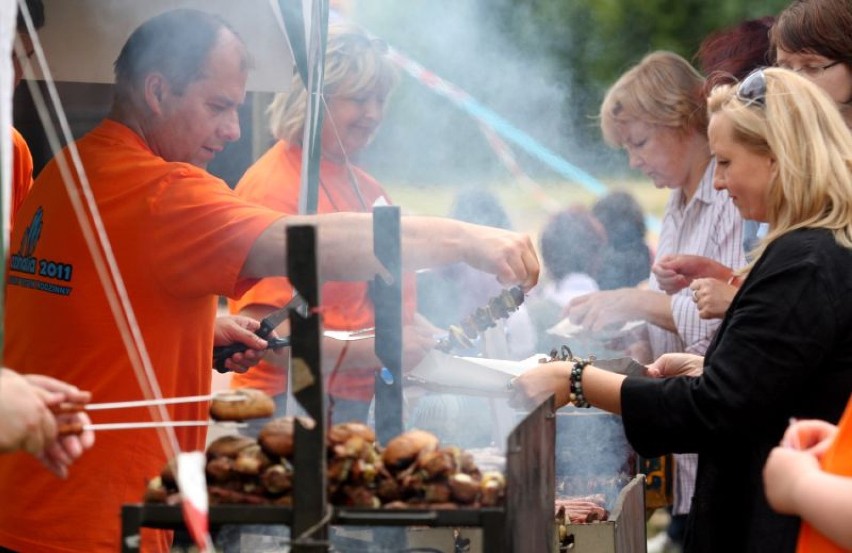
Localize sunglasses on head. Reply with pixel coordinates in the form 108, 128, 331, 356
736, 69, 767, 107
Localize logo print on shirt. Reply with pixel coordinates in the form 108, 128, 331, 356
19, 206, 43, 258
9, 206, 74, 295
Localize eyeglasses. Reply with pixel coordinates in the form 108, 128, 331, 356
776, 60, 841, 78
736, 69, 767, 107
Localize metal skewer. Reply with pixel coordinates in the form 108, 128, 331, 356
58, 420, 247, 436
52, 392, 251, 414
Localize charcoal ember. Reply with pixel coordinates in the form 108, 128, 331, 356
209, 485, 270, 505
260, 463, 293, 496
206, 456, 236, 484
448, 473, 480, 504
233, 444, 272, 476
206, 435, 255, 460
328, 422, 376, 447
382, 430, 440, 473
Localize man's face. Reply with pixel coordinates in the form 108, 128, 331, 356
12, 32, 35, 89
146, 30, 247, 169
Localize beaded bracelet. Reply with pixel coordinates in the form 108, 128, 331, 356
568, 358, 592, 408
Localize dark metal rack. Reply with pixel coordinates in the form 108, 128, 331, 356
119, 219, 556, 552
120, 397, 555, 553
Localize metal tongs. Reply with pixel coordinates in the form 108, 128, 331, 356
212, 294, 309, 373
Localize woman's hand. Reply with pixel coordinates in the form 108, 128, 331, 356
508, 361, 572, 410
645, 352, 705, 378
763, 446, 821, 515
689, 278, 736, 319
652, 255, 733, 294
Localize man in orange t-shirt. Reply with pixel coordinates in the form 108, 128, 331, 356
0, 10, 539, 553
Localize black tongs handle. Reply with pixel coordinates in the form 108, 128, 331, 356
212, 336, 291, 374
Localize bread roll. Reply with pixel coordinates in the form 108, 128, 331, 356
209, 388, 275, 421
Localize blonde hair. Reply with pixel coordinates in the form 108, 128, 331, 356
708, 68, 852, 268
268, 22, 398, 144
600, 51, 708, 147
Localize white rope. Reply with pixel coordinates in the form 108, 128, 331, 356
16, 1, 179, 458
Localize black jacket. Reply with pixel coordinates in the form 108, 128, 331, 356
621, 228, 852, 553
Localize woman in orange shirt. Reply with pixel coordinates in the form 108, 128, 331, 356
230, 22, 437, 427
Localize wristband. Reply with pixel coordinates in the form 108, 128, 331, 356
569, 358, 591, 408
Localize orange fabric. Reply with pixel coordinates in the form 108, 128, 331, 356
229, 141, 416, 401
11, 127, 34, 231
0, 119, 282, 553
796, 395, 852, 553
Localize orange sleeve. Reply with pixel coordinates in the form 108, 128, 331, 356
146, 166, 284, 299
11, 128, 34, 230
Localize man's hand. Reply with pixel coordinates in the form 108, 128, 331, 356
213, 315, 269, 373
689, 278, 736, 320
653, 255, 733, 294
401, 314, 441, 371
0, 370, 95, 478
462, 225, 540, 292
645, 352, 705, 378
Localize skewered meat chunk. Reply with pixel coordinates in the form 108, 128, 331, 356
436, 287, 525, 353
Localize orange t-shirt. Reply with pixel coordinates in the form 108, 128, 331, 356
796, 395, 852, 553
11, 127, 34, 231
0, 119, 282, 553
229, 141, 416, 401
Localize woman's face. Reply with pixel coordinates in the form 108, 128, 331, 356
618, 120, 700, 191
776, 48, 852, 106
708, 112, 775, 222
321, 80, 387, 162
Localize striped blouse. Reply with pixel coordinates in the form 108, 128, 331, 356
646, 159, 746, 515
